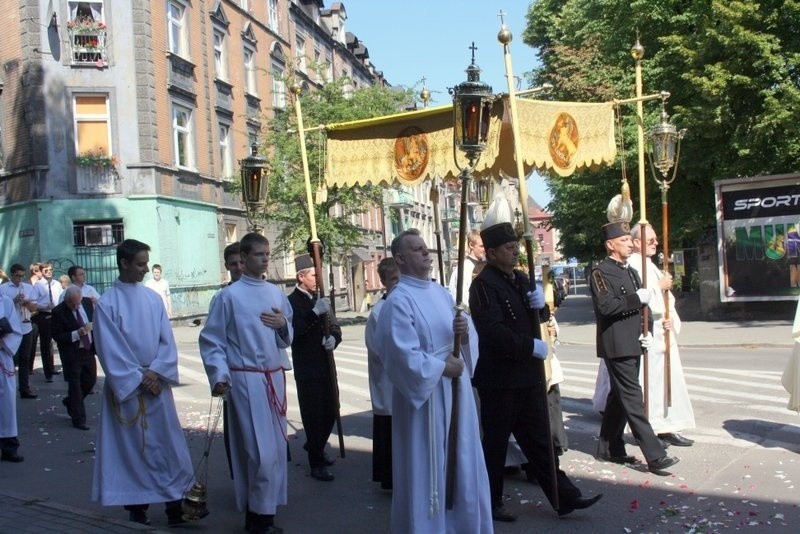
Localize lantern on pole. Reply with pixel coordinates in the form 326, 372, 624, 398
444, 43, 494, 510
239, 142, 269, 233
647, 100, 686, 407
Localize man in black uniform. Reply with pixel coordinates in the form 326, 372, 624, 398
470, 222, 602, 521
590, 221, 679, 474
288, 254, 342, 482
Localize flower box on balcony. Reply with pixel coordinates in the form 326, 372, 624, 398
76, 149, 118, 168
67, 18, 106, 33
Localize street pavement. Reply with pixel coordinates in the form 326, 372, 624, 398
2, 283, 799, 532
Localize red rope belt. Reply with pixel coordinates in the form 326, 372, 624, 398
0, 358, 15, 377
229, 366, 288, 441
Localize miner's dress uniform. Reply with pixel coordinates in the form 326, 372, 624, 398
590, 257, 666, 463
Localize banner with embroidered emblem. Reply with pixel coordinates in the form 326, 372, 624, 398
512, 100, 616, 177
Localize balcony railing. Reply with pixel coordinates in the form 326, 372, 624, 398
76, 164, 118, 194
69, 28, 107, 66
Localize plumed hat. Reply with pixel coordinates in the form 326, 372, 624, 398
294, 254, 314, 272
480, 193, 518, 249
602, 221, 631, 241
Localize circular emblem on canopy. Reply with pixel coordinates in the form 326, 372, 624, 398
548, 112, 579, 170
394, 126, 430, 182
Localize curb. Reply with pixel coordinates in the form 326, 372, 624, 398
0, 492, 170, 533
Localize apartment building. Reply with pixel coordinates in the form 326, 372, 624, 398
0, 0, 385, 316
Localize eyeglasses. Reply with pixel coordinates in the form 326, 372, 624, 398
43, 268, 53, 273
646, 238, 658, 245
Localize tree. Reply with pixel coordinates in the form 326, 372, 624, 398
523, 0, 800, 263
264, 78, 414, 263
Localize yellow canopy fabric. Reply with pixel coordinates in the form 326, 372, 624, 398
324, 97, 617, 188
512, 99, 617, 177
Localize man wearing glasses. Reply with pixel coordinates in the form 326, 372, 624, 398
31, 263, 63, 381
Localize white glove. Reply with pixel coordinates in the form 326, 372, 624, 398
639, 333, 654, 350
322, 335, 336, 351
531, 338, 548, 360
635, 288, 651, 305
312, 297, 331, 316
527, 288, 545, 309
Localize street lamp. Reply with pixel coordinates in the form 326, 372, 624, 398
647, 100, 686, 407
445, 43, 494, 510
239, 142, 268, 232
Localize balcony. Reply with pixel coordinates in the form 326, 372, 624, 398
68, 26, 107, 67
76, 163, 118, 194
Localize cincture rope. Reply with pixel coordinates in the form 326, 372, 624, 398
230, 366, 288, 441
0, 359, 16, 377
428, 344, 453, 517
110, 393, 147, 454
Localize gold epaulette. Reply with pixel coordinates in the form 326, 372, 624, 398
592, 270, 609, 294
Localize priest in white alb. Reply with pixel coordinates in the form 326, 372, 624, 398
91, 239, 194, 527
199, 232, 293, 534
378, 229, 492, 533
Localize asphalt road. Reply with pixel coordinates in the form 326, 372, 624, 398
3, 324, 799, 532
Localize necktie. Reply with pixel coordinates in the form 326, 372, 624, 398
48, 282, 54, 307
74, 309, 91, 350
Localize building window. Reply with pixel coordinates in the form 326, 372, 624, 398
267, 0, 279, 32
244, 45, 257, 96
74, 94, 111, 160
225, 222, 238, 244
218, 123, 232, 179
325, 50, 332, 81
73, 220, 124, 247
271, 64, 285, 109
295, 33, 306, 72
213, 29, 227, 81
172, 103, 194, 169
167, 0, 188, 58
67, 1, 107, 66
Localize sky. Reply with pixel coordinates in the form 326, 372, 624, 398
338, 0, 552, 206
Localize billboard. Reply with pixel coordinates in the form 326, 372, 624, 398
715, 174, 800, 302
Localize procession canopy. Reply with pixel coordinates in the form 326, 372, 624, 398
324, 96, 617, 188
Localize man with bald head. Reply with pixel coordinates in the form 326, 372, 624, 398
378, 229, 491, 533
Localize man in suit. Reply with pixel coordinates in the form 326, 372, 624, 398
470, 222, 601, 521
51, 285, 97, 430
287, 254, 342, 482
590, 221, 679, 474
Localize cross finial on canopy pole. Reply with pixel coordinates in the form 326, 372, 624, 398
498, 10, 506, 26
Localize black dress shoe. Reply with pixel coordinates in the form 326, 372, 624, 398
647, 456, 679, 474
310, 467, 334, 481
658, 433, 694, 447
73, 423, 90, 431
491, 505, 517, 522
595, 453, 637, 465
129, 510, 150, 525
558, 494, 603, 516
1, 453, 24, 463
20, 390, 38, 399
323, 452, 336, 466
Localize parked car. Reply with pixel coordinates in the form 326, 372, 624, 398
553, 275, 567, 308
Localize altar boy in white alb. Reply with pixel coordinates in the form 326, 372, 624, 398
91, 239, 194, 527
200, 232, 293, 534
378, 229, 492, 534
